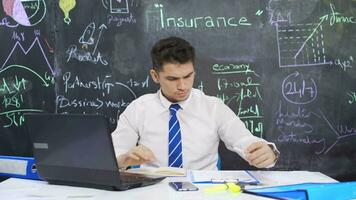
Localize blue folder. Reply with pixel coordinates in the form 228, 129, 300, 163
0, 156, 41, 180
245, 181, 356, 200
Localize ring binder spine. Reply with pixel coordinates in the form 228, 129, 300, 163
0, 156, 41, 180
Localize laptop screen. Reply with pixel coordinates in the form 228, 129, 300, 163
25, 114, 118, 171
25, 113, 165, 190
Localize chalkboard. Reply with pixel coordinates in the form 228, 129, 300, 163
0, 0, 55, 157
0, 0, 355, 181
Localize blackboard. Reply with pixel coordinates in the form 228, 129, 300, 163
0, 0, 355, 181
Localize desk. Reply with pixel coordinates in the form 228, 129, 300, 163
0, 171, 337, 200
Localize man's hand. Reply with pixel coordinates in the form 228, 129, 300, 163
117, 145, 157, 169
245, 141, 276, 168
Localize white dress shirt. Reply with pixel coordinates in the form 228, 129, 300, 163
112, 88, 271, 170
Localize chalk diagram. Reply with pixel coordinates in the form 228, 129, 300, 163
59, 0, 76, 25
269, 0, 356, 155
267, 0, 333, 68
102, 0, 129, 14
0, 37, 54, 128
276, 23, 332, 68
2, 0, 47, 26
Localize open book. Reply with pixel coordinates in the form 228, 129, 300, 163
126, 167, 186, 177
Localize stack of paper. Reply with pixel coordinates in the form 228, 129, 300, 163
250, 171, 337, 186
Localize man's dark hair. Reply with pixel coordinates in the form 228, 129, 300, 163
151, 36, 195, 71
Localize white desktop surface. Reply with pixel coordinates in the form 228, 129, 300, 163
0, 171, 337, 200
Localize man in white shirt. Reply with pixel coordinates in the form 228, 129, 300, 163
112, 36, 279, 170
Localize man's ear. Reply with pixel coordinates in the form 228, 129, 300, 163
150, 69, 160, 83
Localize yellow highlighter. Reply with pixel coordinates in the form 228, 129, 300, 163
204, 184, 228, 193
226, 182, 242, 193
204, 183, 242, 194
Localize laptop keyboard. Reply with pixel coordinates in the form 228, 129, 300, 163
120, 172, 156, 184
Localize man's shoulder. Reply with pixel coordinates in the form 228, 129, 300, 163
128, 92, 159, 108
188, 89, 230, 117
126, 93, 159, 110
135, 92, 158, 102
191, 88, 222, 104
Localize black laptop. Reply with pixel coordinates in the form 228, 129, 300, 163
25, 113, 165, 191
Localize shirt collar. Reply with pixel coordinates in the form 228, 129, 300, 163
158, 89, 192, 110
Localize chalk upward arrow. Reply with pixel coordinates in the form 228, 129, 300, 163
92, 24, 108, 55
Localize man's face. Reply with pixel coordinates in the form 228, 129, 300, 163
150, 61, 195, 103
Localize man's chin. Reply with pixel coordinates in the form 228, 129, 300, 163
169, 95, 187, 102
176, 95, 189, 101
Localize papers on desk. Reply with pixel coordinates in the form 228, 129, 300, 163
126, 167, 186, 177
190, 170, 260, 185
250, 171, 338, 186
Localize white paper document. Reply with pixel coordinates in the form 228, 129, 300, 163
190, 170, 260, 184
250, 171, 338, 186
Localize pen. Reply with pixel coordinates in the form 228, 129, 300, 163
210, 178, 259, 185
239, 181, 260, 186
211, 178, 239, 183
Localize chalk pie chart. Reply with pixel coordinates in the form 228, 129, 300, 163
2, 0, 46, 26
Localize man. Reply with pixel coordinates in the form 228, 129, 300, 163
112, 36, 279, 170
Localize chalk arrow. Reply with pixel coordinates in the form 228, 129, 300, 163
92, 24, 108, 55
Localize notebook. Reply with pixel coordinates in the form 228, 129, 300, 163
24, 113, 165, 191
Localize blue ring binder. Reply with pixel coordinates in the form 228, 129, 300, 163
0, 156, 41, 180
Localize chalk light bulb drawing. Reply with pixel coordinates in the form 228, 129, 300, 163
59, 0, 76, 25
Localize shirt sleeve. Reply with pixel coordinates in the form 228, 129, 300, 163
111, 101, 140, 157
215, 99, 275, 166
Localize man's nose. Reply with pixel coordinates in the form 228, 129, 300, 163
177, 79, 185, 90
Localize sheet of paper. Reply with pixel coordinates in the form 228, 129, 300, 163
190, 170, 259, 184
249, 171, 337, 186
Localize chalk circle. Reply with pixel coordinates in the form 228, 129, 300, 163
2, 0, 46, 26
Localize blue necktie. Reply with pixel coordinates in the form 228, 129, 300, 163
168, 104, 183, 168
